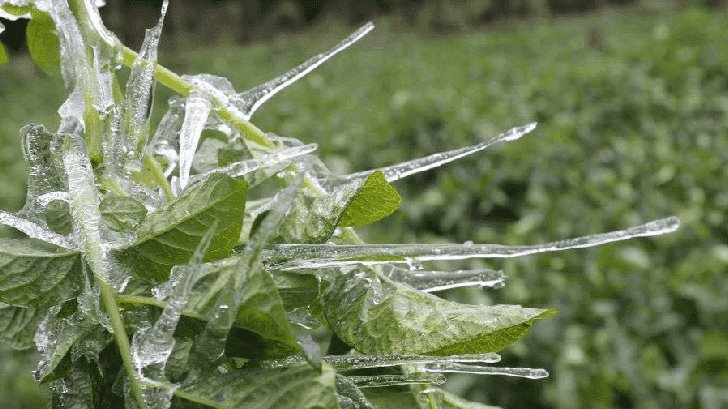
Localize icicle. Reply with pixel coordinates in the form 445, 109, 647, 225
118, 0, 168, 170
235, 22, 375, 119
261, 353, 501, 370
423, 363, 549, 379
330, 123, 536, 185
349, 373, 446, 388
178, 91, 212, 189
265, 217, 680, 269
18, 124, 67, 222
0, 211, 74, 249
387, 267, 506, 292
190, 143, 317, 185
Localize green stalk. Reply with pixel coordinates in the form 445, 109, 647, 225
100, 281, 149, 409
143, 153, 175, 202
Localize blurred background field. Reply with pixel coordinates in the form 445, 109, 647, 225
2, 1, 728, 408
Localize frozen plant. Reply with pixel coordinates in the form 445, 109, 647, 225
0, 1, 679, 408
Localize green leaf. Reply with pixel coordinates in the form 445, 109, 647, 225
26, 9, 61, 76
99, 195, 147, 231
114, 173, 247, 282
322, 267, 555, 355
0, 43, 8, 65
1, 4, 32, 17
175, 362, 341, 409
0, 238, 81, 308
339, 171, 401, 227
0, 303, 42, 350
44, 200, 72, 235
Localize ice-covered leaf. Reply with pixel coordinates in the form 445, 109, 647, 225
180, 259, 301, 359
114, 173, 247, 282
322, 267, 555, 355
0, 238, 81, 308
35, 305, 96, 383
175, 362, 340, 409
44, 200, 72, 235
26, 8, 60, 76
99, 195, 147, 231
338, 171, 401, 227
0, 303, 42, 350
19, 124, 67, 223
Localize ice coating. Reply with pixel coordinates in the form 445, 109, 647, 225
62, 138, 108, 282
190, 143, 317, 185
349, 373, 446, 388
388, 267, 506, 292
0, 211, 74, 249
151, 101, 184, 177
120, 0, 168, 169
265, 217, 680, 269
423, 363, 549, 379
261, 353, 501, 370
33, 0, 90, 133
19, 124, 67, 222
79, 0, 119, 47
330, 123, 536, 184
36, 192, 70, 208
178, 91, 212, 189
236, 22, 375, 119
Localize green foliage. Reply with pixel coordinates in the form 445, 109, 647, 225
26, 8, 60, 76
339, 171, 401, 227
115, 174, 247, 282
0, 43, 8, 65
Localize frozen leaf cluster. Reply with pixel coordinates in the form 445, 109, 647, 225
0, 1, 679, 408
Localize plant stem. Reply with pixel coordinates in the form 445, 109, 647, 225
99, 281, 149, 409
143, 153, 175, 202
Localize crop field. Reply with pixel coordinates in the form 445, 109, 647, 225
1, 7, 727, 408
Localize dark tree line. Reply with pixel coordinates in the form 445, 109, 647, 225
1, 0, 725, 51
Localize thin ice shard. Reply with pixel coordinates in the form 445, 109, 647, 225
261, 353, 501, 370
388, 267, 506, 292
0, 211, 74, 249
118, 0, 168, 170
265, 217, 680, 269
235, 22, 375, 119
191, 143, 317, 185
330, 123, 536, 184
423, 363, 549, 379
349, 373, 446, 388
178, 91, 212, 189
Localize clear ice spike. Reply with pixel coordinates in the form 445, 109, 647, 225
260, 353, 501, 370
389, 267, 506, 292
119, 0, 168, 169
349, 373, 446, 388
423, 363, 549, 379
190, 143, 317, 185
331, 123, 536, 184
178, 91, 212, 189
236, 22, 375, 119
0, 211, 75, 249
266, 217, 680, 268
